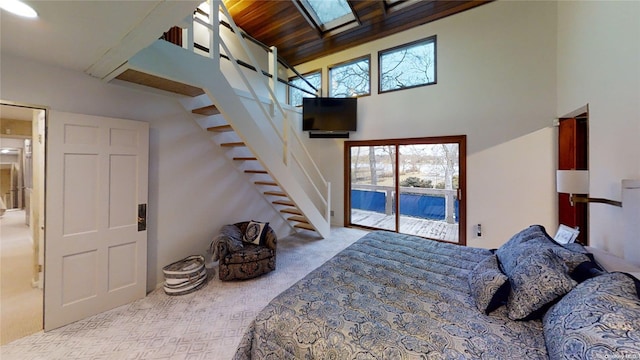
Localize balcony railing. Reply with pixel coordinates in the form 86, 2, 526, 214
351, 185, 458, 224
350, 185, 459, 242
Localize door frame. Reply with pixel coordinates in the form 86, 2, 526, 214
344, 135, 466, 245
558, 108, 589, 245
0, 100, 47, 333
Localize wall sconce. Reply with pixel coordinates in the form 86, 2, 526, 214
556, 170, 622, 207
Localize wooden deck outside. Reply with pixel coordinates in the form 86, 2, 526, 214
350, 209, 459, 243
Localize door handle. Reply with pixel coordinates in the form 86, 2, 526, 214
138, 204, 147, 231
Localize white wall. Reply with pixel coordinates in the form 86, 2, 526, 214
1, 53, 286, 291
557, 1, 640, 264
293, 1, 559, 247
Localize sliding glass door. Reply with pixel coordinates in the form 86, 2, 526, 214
349, 145, 397, 231
346, 136, 465, 245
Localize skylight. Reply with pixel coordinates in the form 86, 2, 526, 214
306, 0, 351, 24
299, 0, 356, 33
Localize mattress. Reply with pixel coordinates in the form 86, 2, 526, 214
233, 230, 548, 359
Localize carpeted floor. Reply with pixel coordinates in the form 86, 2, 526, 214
1, 210, 44, 346
0, 226, 368, 360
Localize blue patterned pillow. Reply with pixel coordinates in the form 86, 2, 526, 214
496, 225, 592, 277
506, 249, 577, 320
497, 225, 554, 276
468, 254, 510, 314
543, 272, 640, 359
243, 220, 269, 245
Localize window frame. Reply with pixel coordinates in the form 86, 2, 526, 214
383, 0, 419, 13
288, 69, 322, 107
378, 35, 437, 94
328, 55, 372, 98
296, 0, 358, 34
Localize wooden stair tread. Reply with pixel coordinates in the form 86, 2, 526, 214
115, 69, 205, 97
234, 157, 257, 161
264, 191, 287, 197
287, 215, 309, 223
245, 169, 268, 174
294, 223, 315, 231
273, 200, 295, 207
193, 105, 221, 116
220, 142, 245, 147
207, 124, 233, 132
280, 208, 302, 215
255, 180, 278, 186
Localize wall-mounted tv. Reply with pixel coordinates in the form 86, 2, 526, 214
302, 97, 357, 137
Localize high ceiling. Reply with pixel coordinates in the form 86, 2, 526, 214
0, 1, 200, 76
1, 1, 491, 77
224, 0, 492, 66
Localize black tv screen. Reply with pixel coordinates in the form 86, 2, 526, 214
302, 97, 357, 132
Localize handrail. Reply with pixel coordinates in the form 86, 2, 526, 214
188, 1, 330, 224
218, 5, 287, 120
192, 42, 317, 97
231, 88, 329, 200
194, 15, 286, 146
287, 122, 329, 208
195, 7, 319, 96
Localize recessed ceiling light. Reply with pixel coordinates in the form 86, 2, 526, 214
0, 0, 38, 18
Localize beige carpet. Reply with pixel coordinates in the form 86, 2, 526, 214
0, 226, 368, 359
0, 210, 43, 346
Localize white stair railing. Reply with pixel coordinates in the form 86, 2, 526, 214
185, 0, 331, 227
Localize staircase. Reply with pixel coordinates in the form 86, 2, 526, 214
194, 101, 319, 233
108, 1, 330, 237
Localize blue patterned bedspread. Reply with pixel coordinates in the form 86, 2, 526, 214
234, 231, 548, 359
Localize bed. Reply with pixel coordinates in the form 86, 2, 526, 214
233, 226, 640, 359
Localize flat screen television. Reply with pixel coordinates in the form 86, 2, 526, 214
302, 97, 357, 134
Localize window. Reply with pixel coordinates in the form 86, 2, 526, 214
329, 56, 371, 98
288, 71, 321, 107
345, 136, 466, 245
298, 0, 357, 33
379, 36, 437, 93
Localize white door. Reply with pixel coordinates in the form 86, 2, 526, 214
44, 111, 149, 331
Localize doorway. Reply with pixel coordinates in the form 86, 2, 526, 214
0, 102, 46, 344
345, 136, 466, 245
558, 110, 589, 245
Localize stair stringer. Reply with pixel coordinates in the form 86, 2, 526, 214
125, 40, 330, 238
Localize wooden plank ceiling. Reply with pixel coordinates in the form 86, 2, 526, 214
223, 0, 492, 66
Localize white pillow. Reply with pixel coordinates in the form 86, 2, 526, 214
243, 220, 268, 245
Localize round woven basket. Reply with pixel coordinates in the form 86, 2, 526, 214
162, 255, 207, 296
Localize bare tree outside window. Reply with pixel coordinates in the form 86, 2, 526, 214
289, 71, 321, 107
431, 144, 459, 190
346, 137, 465, 244
379, 36, 436, 93
329, 56, 370, 97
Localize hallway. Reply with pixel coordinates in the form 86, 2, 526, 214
0, 209, 42, 345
